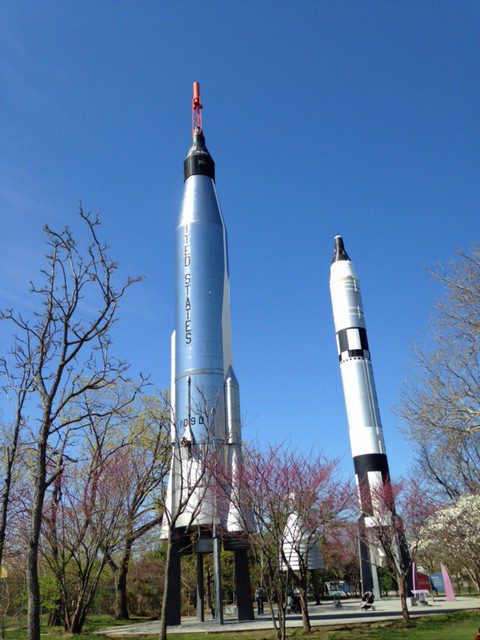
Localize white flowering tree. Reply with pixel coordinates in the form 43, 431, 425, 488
418, 494, 480, 592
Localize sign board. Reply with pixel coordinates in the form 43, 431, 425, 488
430, 572, 445, 591
415, 571, 431, 591
194, 537, 214, 554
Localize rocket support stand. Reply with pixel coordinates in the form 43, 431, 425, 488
358, 518, 381, 600
234, 549, 255, 620
369, 547, 381, 601
213, 527, 224, 624
165, 537, 182, 626
196, 553, 205, 622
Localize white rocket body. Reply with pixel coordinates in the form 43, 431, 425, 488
281, 511, 324, 571
329, 236, 391, 529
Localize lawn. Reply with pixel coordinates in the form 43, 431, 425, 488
1, 615, 149, 640
1, 610, 479, 640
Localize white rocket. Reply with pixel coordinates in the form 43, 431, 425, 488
329, 235, 392, 596
281, 510, 324, 572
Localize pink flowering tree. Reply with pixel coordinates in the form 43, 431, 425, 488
215, 444, 353, 639
360, 478, 437, 624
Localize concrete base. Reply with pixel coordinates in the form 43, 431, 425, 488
101, 596, 480, 636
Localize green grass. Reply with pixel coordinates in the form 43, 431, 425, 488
1, 610, 479, 640
100, 610, 480, 640
78, 616, 151, 633
324, 609, 480, 639
1, 614, 150, 640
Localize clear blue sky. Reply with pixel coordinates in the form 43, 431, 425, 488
1, 1, 479, 479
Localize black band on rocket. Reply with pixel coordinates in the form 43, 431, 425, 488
184, 153, 215, 181
353, 453, 390, 517
353, 453, 390, 484
184, 131, 215, 181
338, 350, 369, 361
336, 327, 370, 361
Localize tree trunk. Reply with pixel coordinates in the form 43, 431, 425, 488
397, 572, 411, 624
265, 594, 278, 638
475, 578, 480, 594
68, 561, 107, 634
69, 603, 88, 635
27, 500, 44, 640
27, 439, 47, 640
69, 613, 82, 634
159, 533, 173, 640
47, 604, 63, 627
112, 515, 162, 621
298, 581, 311, 633
114, 547, 131, 620
0, 476, 10, 571
47, 474, 63, 628
277, 604, 287, 640
0, 380, 27, 571
0, 416, 22, 570
466, 566, 480, 594
311, 569, 321, 605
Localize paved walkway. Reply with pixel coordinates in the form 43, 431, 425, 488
99, 596, 479, 636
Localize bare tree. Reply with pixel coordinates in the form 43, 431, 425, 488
42, 382, 145, 630
0, 209, 143, 640
106, 394, 171, 620
41, 434, 129, 633
0, 361, 32, 571
398, 245, 480, 498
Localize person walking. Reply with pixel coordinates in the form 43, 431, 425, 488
255, 586, 265, 615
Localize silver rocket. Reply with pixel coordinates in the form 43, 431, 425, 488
161, 83, 247, 537
329, 235, 391, 596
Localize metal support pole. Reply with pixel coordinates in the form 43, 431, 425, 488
369, 546, 381, 601
234, 549, 254, 621
165, 537, 182, 625
358, 519, 374, 595
196, 553, 205, 622
212, 528, 224, 624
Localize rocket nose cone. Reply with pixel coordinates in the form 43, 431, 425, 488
332, 235, 350, 263
225, 365, 238, 385
189, 129, 207, 152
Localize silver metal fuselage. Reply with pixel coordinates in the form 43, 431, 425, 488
161, 171, 245, 533
175, 174, 231, 446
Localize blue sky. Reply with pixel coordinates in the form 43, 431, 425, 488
1, 1, 479, 479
